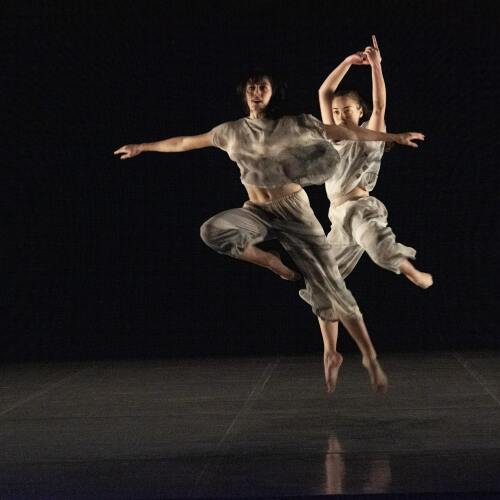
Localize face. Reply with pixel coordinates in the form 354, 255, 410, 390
245, 77, 273, 115
331, 95, 363, 126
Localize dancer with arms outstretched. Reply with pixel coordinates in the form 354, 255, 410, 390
114, 70, 424, 393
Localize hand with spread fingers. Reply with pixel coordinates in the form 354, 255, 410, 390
113, 144, 143, 160
394, 132, 425, 148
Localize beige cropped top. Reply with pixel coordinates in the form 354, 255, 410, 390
211, 114, 340, 188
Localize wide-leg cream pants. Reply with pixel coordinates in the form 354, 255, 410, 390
200, 189, 362, 322
327, 196, 417, 279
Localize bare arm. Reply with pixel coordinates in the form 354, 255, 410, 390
365, 35, 386, 132
113, 132, 213, 160
318, 52, 368, 124
324, 123, 424, 148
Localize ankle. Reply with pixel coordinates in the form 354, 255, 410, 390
362, 354, 378, 365
266, 251, 280, 267
324, 348, 339, 356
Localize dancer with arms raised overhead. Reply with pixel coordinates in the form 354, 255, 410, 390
301, 36, 433, 390
114, 69, 424, 393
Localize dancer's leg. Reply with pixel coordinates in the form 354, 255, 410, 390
318, 318, 343, 393
326, 203, 365, 280
340, 316, 388, 394
319, 311, 388, 394
319, 316, 387, 393
200, 207, 300, 280
320, 316, 388, 394
240, 245, 301, 281
266, 190, 388, 393
349, 197, 432, 288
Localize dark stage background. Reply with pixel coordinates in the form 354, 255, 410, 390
4, 1, 499, 361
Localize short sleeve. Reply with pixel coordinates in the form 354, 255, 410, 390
301, 114, 330, 141
210, 122, 230, 150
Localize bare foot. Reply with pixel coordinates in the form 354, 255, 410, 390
267, 251, 302, 281
399, 260, 433, 289
404, 270, 433, 289
324, 351, 343, 393
362, 358, 388, 394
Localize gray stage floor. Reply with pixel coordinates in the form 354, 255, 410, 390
1, 350, 499, 499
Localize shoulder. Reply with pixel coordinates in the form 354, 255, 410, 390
211, 117, 245, 135
210, 119, 241, 149
211, 118, 244, 132
284, 114, 324, 131
296, 113, 322, 125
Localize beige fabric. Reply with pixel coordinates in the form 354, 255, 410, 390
327, 196, 417, 278
325, 122, 385, 200
211, 114, 340, 188
200, 189, 362, 322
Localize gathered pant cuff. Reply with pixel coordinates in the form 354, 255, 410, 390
316, 309, 363, 323
388, 246, 417, 275
299, 289, 363, 323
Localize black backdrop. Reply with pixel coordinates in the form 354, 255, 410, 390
4, 1, 499, 361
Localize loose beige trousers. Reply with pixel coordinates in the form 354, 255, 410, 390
327, 196, 417, 278
200, 189, 362, 322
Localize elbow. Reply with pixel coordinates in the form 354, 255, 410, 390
318, 87, 332, 98
175, 137, 187, 153
324, 124, 340, 141
325, 124, 351, 141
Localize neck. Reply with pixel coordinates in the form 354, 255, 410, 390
248, 109, 267, 120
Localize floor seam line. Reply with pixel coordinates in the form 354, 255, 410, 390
191, 356, 281, 494
452, 352, 500, 407
0, 365, 95, 418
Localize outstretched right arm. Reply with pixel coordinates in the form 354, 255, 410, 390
323, 123, 424, 148
113, 132, 213, 160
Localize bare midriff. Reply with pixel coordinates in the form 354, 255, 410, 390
244, 182, 302, 204
332, 185, 369, 208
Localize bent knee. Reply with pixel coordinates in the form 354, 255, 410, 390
200, 218, 219, 248
199, 217, 241, 257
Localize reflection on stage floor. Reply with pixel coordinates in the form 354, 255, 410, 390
0, 350, 499, 498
